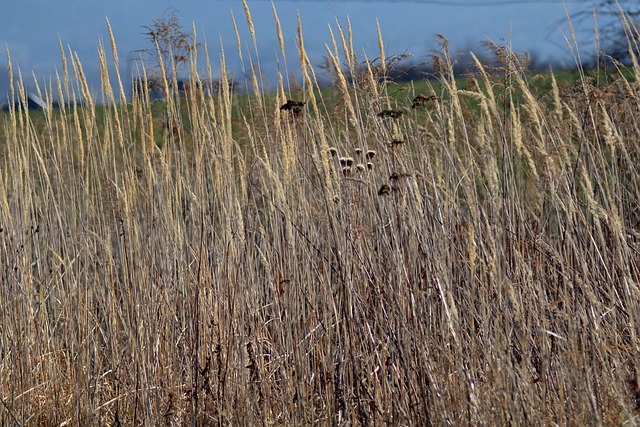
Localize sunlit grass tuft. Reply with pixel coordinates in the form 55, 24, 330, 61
1, 5, 640, 426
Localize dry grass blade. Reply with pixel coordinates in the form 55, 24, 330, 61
1, 6, 640, 427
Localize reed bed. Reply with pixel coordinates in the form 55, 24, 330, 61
1, 4, 640, 425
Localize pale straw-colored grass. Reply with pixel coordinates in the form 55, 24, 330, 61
1, 5, 640, 426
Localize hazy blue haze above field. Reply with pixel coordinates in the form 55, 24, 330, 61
0, 0, 597, 98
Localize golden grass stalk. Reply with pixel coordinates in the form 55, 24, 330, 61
377, 19, 386, 75
272, 3, 286, 63
231, 10, 244, 67
325, 46, 357, 127
242, 0, 258, 55
2, 7, 640, 426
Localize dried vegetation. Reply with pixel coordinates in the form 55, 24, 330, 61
1, 4, 640, 425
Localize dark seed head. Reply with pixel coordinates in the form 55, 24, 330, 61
280, 100, 306, 115
378, 184, 391, 196
377, 109, 403, 119
411, 94, 437, 108
390, 172, 412, 181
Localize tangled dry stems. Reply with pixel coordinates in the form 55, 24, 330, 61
1, 5, 640, 426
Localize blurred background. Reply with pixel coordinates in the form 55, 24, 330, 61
0, 0, 636, 100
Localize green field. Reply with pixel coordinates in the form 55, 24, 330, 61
1, 5, 640, 426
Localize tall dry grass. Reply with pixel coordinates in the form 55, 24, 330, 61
1, 4, 640, 425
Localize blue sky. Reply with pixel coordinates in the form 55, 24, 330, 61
0, 1, 601, 98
